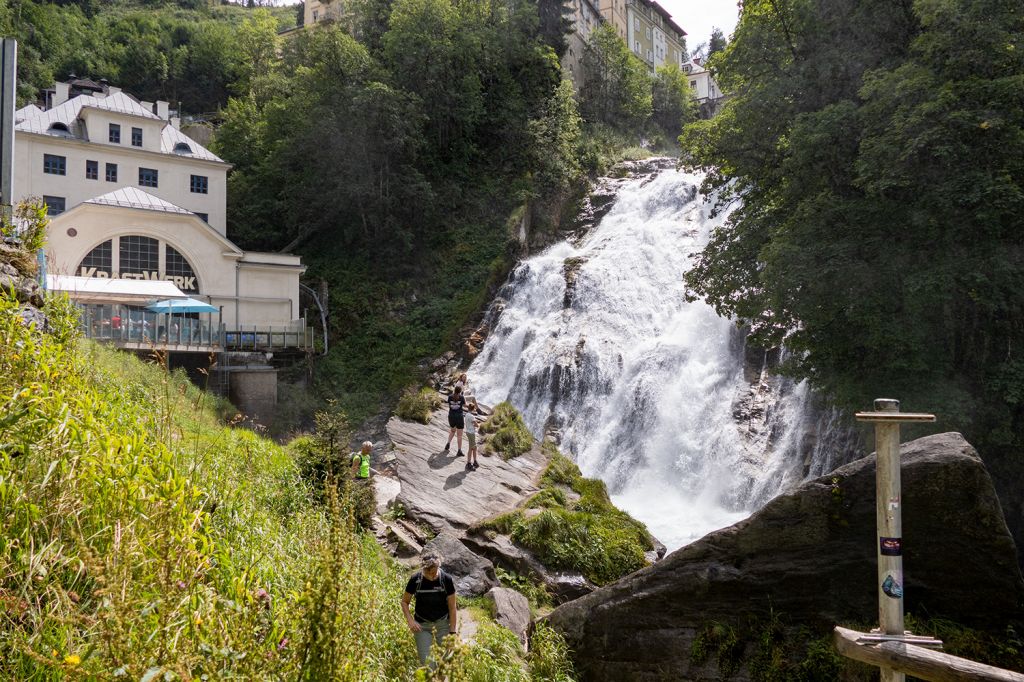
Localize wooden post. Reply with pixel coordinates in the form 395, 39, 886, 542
856, 399, 937, 682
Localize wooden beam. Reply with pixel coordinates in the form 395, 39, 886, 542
854, 411, 936, 423
834, 627, 1024, 682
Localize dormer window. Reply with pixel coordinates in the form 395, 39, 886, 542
47, 122, 72, 137
173, 142, 192, 155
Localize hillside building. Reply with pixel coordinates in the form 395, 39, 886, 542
564, 0, 605, 86
619, 0, 687, 72
683, 57, 725, 117
15, 78, 311, 422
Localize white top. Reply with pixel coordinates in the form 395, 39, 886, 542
463, 411, 477, 435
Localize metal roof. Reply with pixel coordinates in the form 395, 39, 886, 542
16, 92, 225, 163
85, 187, 195, 215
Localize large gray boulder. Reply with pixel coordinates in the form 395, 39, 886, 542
546, 433, 1024, 681
486, 587, 531, 646
424, 532, 498, 597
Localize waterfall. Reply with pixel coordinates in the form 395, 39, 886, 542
470, 162, 853, 551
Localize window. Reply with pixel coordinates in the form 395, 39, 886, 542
634, 41, 641, 53
634, 17, 640, 29
47, 122, 72, 137
645, 27, 651, 40
109, 123, 121, 143
194, 212, 209, 223
131, 127, 143, 147
79, 240, 112, 276
312, 9, 318, 20
43, 153, 66, 175
86, 159, 98, 180
166, 245, 199, 293
106, 163, 118, 182
646, 49, 652, 61
138, 167, 159, 188
119, 235, 159, 278
42, 196, 66, 215
173, 142, 192, 154
190, 174, 208, 194
690, 80, 697, 88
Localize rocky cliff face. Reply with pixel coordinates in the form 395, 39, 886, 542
545, 433, 1024, 681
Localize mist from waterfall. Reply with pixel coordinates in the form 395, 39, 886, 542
470, 164, 849, 550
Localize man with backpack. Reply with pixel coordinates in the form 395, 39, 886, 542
401, 551, 458, 666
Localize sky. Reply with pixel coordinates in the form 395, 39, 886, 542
654, 0, 740, 53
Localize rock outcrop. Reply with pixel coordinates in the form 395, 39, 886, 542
546, 433, 1024, 681
388, 409, 548, 534
486, 587, 531, 646
423, 532, 499, 597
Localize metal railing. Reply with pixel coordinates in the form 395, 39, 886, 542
222, 325, 313, 351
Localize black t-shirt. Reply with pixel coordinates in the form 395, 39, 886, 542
448, 395, 466, 414
405, 571, 456, 622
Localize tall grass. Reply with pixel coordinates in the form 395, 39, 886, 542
0, 289, 576, 680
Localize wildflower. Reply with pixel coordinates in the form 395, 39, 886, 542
51, 649, 58, 658
64, 654, 80, 666
254, 588, 269, 602
176, 581, 187, 590
277, 637, 289, 651
194, 617, 203, 626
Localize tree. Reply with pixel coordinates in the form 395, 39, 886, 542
680, 0, 1024, 453
579, 23, 652, 133
707, 26, 727, 57
651, 63, 698, 140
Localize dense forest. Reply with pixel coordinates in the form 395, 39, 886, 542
680, 0, 1024, 547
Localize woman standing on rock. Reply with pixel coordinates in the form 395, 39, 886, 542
444, 386, 467, 457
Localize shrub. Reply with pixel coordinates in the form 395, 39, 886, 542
481, 402, 533, 459
529, 622, 577, 681
396, 386, 442, 424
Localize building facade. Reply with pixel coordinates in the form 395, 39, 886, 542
15, 79, 306, 337
303, 0, 349, 27
563, 0, 605, 86
622, 0, 687, 72
683, 57, 725, 117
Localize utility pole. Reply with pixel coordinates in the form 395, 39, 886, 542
0, 38, 16, 224
854, 399, 939, 682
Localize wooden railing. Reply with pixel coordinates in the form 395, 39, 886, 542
835, 627, 1024, 682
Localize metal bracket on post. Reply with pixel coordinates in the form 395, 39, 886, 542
854, 399, 939, 682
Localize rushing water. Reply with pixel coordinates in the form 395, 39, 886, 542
470, 163, 852, 551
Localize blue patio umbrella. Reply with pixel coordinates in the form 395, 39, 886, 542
146, 297, 218, 313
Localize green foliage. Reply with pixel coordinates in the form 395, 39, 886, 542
397, 386, 444, 424
4, 0, 296, 111
651, 63, 699, 142
291, 404, 352, 486
691, 622, 742, 676
904, 614, 1024, 672
495, 567, 551, 610
478, 444, 653, 585
707, 27, 727, 57
0, 286, 573, 679
579, 24, 653, 134
481, 402, 533, 459
680, 0, 1024, 454
0, 200, 49, 274
527, 622, 577, 682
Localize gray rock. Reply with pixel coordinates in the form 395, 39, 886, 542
388, 410, 547, 534
486, 587, 531, 646
545, 433, 1024, 681
424, 532, 498, 597
462, 531, 595, 603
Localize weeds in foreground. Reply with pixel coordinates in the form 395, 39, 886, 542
0, 288, 578, 680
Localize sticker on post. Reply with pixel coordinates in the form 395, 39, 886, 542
880, 537, 902, 556
881, 574, 903, 599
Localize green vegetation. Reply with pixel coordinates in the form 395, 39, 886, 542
481, 402, 534, 459
397, 386, 444, 424
478, 444, 653, 585
2, 0, 296, 111
0, 286, 575, 679
679, 0, 1024, 459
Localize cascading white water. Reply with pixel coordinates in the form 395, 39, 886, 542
470, 163, 847, 551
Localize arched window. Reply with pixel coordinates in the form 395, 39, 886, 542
47, 122, 72, 137
173, 142, 192, 154
165, 245, 199, 293
78, 240, 112, 277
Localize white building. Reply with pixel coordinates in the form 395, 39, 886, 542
683, 57, 725, 116
15, 79, 308, 348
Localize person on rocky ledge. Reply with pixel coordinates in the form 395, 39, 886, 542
402, 551, 458, 667
350, 440, 373, 481
444, 385, 467, 457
